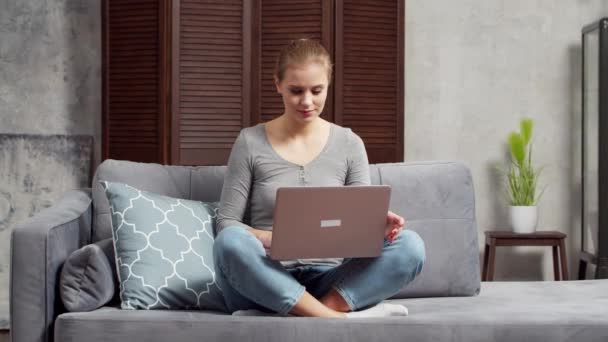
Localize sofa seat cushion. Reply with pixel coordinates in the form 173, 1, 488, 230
55, 280, 608, 342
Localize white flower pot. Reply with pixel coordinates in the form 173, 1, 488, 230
509, 206, 538, 233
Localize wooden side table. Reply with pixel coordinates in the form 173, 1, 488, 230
482, 230, 569, 281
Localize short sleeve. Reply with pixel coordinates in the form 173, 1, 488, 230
216, 130, 254, 233
345, 131, 371, 186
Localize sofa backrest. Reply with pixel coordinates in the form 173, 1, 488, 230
92, 159, 480, 297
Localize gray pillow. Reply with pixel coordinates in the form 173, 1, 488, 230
60, 238, 116, 312
100, 181, 226, 311
376, 162, 481, 298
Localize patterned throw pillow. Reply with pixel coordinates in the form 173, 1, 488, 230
100, 181, 226, 311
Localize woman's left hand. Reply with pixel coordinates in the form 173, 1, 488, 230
385, 210, 405, 243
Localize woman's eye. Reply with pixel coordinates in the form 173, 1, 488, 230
289, 89, 322, 95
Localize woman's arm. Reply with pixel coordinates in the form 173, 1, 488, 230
345, 131, 371, 186
216, 131, 255, 234
344, 130, 405, 242
216, 130, 274, 249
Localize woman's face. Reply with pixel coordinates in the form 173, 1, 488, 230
274, 61, 329, 124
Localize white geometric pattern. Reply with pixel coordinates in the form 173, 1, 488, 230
101, 181, 226, 311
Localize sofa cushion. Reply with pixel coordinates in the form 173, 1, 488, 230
93, 159, 193, 242
59, 238, 116, 312
93, 159, 481, 299
100, 181, 226, 311
375, 161, 480, 298
55, 280, 608, 342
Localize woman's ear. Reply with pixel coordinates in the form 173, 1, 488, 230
274, 76, 281, 94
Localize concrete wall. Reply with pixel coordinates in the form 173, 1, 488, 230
0, 135, 93, 330
0, 0, 101, 329
0, 0, 101, 156
405, 0, 608, 280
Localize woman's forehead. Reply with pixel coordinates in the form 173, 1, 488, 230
282, 62, 329, 85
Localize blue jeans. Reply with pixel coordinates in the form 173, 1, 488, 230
213, 225, 426, 315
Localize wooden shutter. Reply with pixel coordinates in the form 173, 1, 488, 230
254, 0, 333, 124
103, 0, 168, 163
103, 0, 405, 166
172, 0, 251, 165
335, 0, 404, 163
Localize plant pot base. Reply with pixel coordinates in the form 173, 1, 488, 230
510, 206, 538, 233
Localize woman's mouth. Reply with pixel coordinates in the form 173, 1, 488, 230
297, 110, 314, 117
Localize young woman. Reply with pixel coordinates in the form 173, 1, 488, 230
214, 39, 425, 318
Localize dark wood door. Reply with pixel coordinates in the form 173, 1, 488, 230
103, 0, 405, 166
253, 0, 333, 124
171, 0, 252, 166
335, 0, 404, 163
102, 0, 170, 163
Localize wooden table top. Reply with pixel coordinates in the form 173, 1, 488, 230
485, 230, 566, 239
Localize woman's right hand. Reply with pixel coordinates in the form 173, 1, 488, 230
246, 227, 273, 252
257, 230, 273, 251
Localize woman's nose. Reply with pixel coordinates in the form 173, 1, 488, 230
301, 91, 313, 106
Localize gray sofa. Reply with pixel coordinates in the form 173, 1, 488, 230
10, 159, 608, 342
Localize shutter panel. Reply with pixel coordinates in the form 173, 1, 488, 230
103, 0, 163, 163
173, 0, 251, 165
335, 0, 404, 163
255, 0, 332, 124
103, 0, 405, 166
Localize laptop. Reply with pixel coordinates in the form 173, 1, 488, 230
269, 185, 391, 260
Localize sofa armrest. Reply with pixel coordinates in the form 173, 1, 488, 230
10, 189, 92, 342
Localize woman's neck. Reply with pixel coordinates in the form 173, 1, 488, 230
276, 114, 325, 139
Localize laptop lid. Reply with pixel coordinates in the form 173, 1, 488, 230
269, 185, 391, 260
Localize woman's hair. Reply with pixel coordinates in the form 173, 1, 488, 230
273, 38, 332, 83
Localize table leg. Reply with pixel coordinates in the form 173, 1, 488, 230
578, 259, 587, 280
487, 238, 496, 281
482, 243, 489, 281
559, 239, 569, 280
552, 245, 560, 280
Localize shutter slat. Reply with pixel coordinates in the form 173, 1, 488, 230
180, 36, 242, 45
181, 107, 242, 114
181, 73, 241, 80
180, 100, 242, 108
180, 124, 242, 131
181, 48, 241, 57
180, 98, 242, 104
182, 79, 242, 86
181, 66, 241, 74
181, 114, 241, 120
180, 144, 234, 149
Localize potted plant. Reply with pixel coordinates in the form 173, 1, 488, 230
506, 118, 544, 233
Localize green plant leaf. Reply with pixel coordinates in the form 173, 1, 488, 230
508, 132, 525, 167
520, 118, 533, 147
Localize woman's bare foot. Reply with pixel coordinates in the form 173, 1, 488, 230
289, 290, 346, 318
319, 287, 351, 312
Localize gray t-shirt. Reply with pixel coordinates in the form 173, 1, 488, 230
216, 122, 371, 267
